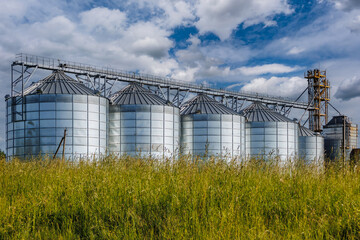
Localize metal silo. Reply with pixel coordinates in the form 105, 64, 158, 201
108, 83, 180, 158
323, 115, 358, 161
180, 94, 246, 159
298, 125, 324, 163
5, 71, 108, 160
241, 102, 298, 162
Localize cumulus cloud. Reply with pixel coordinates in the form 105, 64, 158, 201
172, 35, 257, 81
332, 0, 360, 11
0, 10, 183, 97
287, 46, 305, 55
31, 16, 76, 42
240, 76, 307, 97
239, 64, 301, 76
195, 0, 292, 40
171, 67, 199, 82
0, 0, 296, 85
80, 7, 127, 34
121, 21, 174, 59
153, 0, 195, 27
130, 0, 195, 28
334, 76, 360, 101
264, 8, 360, 60
349, 15, 360, 33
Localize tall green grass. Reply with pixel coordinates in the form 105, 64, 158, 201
1, 155, 360, 239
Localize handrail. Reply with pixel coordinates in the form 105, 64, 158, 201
13, 53, 310, 109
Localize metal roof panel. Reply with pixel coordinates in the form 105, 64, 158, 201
23, 71, 96, 96
298, 125, 316, 136
110, 83, 171, 106
241, 102, 294, 122
180, 94, 240, 115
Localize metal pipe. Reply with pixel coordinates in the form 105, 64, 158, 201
53, 128, 67, 160
62, 129, 67, 161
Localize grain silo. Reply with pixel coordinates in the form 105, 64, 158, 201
241, 102, 298, 162
298, 125, 324, 163
180, 94, 246, 159
108, 83, 180, 158
323, 115, 358, 161
5, 70, 108, 160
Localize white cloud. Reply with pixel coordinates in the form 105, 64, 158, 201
80, 7, 127, 34
31, 16, 76, 42
195, 0, 292, 40
240, 76, 307, 97
0, 9, 179, 80
287, 46, 304, 55
171, 67, 200, 82
154, 0, 195, 27
332, 0, 360, 11
105, 21, 174, 60
349, 15, 360, 33
239, 64, 300, 75
173, 35, 257, 81
130, 0, 195, 28
316, 58, 360, 99
264, 8, 360, 59
335, 76, 360, 100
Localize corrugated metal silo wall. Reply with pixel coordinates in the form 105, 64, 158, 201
298, 135, 324, 163
6, 94, 108, 160
181, 114, 246, 160
108, 104, 180, 158
246, 121, 298, 162
323, 123, 358, 161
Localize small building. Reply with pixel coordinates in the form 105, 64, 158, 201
323, 115, 358, 161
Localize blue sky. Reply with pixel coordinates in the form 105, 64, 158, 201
1, 0, 360, 150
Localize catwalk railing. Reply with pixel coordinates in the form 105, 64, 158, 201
11, 53, 312, 110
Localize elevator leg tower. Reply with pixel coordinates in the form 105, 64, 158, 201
305, 69, 330, 132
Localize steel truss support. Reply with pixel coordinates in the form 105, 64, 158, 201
11, 63, 40, 122
143, 85, 190, 107
11, 63, 38, 97
10, 53, 315, 117
75, 74, 112, 97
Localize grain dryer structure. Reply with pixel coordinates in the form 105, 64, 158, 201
323, 115, 358, 161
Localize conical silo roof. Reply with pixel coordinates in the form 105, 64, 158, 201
298, 125, 316, 136
180, 94, 240, 115
23, 71, 96, 96
325, 115, 352, 126
111, 82, 171, 105
241, 102, 294, 122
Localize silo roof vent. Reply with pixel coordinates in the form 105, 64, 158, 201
180, 94, 240, 115
298, 125, 316, 137
241, 102, 294, 122
110, 82, 171, 105
23, 70, 96, 96
325, 115, 351, 126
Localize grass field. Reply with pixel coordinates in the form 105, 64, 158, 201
1, 155, 360, 239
